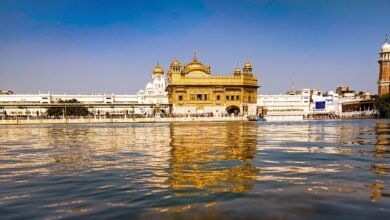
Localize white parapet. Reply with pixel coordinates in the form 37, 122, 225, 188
265, 115, 304, 121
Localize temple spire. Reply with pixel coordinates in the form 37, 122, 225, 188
193, 50, 198, 62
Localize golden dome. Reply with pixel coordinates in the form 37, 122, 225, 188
234, 66, 241, 75
182, 51, 210, 75
153, 62, 164, 75
244, 59, 252, 69
171, 58, 181, 67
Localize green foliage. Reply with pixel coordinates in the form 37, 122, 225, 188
374, 94, 390, 118
46, 99, 89, 117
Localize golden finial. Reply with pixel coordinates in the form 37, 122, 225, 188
386, 34, 388, 43
193, 50, 198, 62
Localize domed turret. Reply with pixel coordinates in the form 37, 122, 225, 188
243, 59, 253, 74
244, 60, 252, 69
171, 58, 181, 67
153, 62, 164, 75
169, 58, 182, 74
382, 42, 390, 53
234, 66, 241, 75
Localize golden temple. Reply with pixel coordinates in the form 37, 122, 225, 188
166, 52, 259, 115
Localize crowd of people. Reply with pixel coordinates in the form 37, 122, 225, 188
339, 112, 377, 119
0, 112, 240, 120
305, 112, 377, 120
162, 112, 235, 118
1, 111, 378, 121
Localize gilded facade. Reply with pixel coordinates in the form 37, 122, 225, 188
166, 53, 259, 115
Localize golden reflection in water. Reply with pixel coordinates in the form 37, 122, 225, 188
0, 124, 172, 184
375, 120, 390, 159
167, 122, 259, 194
2, 121, 390, 218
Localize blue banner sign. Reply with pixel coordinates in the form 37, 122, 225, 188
315, 101, 326, 110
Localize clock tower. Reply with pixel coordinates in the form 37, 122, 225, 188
378, 35, 390, 96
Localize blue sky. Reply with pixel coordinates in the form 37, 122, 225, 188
0, 0, 389, 94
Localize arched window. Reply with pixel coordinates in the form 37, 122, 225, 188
178, 95, 183, 101
217, 95, 220, 101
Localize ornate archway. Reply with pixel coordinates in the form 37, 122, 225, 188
226, 105, 240, 115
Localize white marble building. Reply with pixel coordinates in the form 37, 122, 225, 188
0, 64, 169, 117
257, 89, 311, 121
136, 63, 169, 104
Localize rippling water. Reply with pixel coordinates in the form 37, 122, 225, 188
0, 120, 389, 219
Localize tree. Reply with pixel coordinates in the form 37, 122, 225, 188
374, 94, 390, 118
46, 99, 89, 117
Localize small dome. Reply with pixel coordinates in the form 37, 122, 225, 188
171, 58, 181, 66
153, 63, 164, 75
244, 59, 252, 69
146, 82, 153, 90
234, 67, 241, 74
381, 42, 390, 52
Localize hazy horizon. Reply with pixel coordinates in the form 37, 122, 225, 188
1, 0, 389, 95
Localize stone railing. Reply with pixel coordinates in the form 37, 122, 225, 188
172, 76, 258, 86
